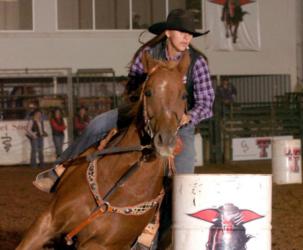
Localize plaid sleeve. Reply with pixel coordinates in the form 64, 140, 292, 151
129, 47, 151, 76
188, 56, 215, 125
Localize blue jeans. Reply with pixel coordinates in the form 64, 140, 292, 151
175, 124, 196, 174
30, 137, 44, 167
53, 135, 64, 157
56, 109, 118, 164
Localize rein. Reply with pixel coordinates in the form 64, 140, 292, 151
87, 144, 152, 162
142, 66, 183, 138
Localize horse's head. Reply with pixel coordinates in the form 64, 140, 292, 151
140, 51, 190, 157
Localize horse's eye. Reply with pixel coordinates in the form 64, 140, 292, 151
144, 89, 152, 97
182, 93, 187, 100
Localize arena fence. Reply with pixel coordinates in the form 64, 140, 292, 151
0, 70, 297, 165
199, 92, 303, 163
74, 68, 123, 118
218, 74, 291, 103
0, 68, 125, 142
0, 68, 74, 139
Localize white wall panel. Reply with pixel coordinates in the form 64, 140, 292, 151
0, 0, 299, 91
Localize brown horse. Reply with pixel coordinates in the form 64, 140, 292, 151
16, 51, 190, 250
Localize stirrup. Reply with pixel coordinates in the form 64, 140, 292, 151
32, 168, 59, 193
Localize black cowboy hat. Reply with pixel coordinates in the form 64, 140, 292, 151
148, 9, 209, 37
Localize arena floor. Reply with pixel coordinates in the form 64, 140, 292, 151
0, 161, 302, 250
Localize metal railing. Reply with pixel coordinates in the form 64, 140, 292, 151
0, 67, 125, 142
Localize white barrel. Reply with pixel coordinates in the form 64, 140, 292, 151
173, 174, 272, 250
272, 139, 302, 184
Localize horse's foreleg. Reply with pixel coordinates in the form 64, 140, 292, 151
223, 22, 230, 38
232, 23, 239, 43
16, 209, 55, 250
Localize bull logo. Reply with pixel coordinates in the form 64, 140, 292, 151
189, 203, 264, 250
208, 0, 255, 43
285, 147, 301, 173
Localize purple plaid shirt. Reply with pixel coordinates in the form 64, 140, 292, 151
129, 47, 215, 125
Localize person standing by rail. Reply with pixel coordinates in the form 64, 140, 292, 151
74, 106, 90, 138
26, 109, 47, 168
50, 108, 66, 158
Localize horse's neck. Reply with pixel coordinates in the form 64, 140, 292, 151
98, 123, 164, 204
117, 122, 142, 147
118, 120, 164, 168
122, 122, 165, 179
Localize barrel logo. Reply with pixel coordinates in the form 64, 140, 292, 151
285, 147, 301, 173
189, 203, 264, 250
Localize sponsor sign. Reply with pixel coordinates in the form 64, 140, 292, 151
232, 136, 293, 161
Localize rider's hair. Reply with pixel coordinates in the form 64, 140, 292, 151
130, 32, 166, 66
130, 31, 208, 66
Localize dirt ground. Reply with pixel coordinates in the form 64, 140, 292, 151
0, 162, 302, 250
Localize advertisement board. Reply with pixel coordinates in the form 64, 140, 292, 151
232, 136, 293, 161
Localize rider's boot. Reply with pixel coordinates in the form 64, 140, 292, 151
32, 164, 65, 193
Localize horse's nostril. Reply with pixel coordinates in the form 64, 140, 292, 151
154, 132, 178, 157
155, 133, 176, 148
157, 134, 163, 146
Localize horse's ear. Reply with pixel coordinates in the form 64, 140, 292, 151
141, 51, 158, 74
177, 50, 190, 77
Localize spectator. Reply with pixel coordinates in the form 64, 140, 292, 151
24, 101, 38, 120
50, 108, 66, 157
74, 106, 90, 137
26, 109, 47, 167
133, 14, 142, 29
216, 77, 237, 115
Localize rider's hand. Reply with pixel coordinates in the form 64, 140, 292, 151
180, 114, 190, 126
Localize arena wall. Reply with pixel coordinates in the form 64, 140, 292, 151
0, 0, 300, 90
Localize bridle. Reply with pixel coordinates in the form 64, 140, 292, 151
141, 64, 184, 139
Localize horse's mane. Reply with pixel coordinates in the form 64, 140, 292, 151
129, 33, 166, 67
151, 60, 180, 72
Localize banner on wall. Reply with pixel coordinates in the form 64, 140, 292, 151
205, 0, 261, 51
0, 120, 68, 165
232, 136, 293, 161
